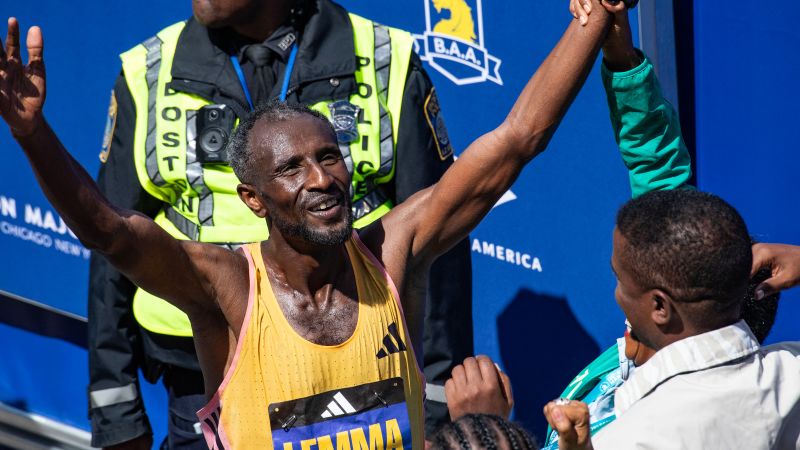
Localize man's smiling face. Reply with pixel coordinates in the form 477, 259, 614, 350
249, 114, 353, 246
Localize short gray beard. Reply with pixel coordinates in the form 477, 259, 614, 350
271, 207, 354, 247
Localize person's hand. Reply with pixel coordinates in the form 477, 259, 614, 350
570, 0, 640, 71
444, 355, 514, 420
103, 434, 153, 450
543, 399, 593, 450
569, 0, 596, 26
751, 243, 800, 300
570, 0, 625, 26
0, 17, 46, 137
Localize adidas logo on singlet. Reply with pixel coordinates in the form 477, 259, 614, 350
376, 322, 407, 359
320, 392, 357, 418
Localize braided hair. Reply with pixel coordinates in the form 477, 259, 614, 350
741, 267, 780, 343
429, 414, 539, 450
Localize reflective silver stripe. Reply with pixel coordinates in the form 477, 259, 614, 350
339, 143, 353, 174
142, 36, 165, 186
185, 111, 214, 227
425, 383, 447, 404
89, 384, 138, 409
165, 206, 199, 240
352, 187, 389, 220
162, 207, 243, 248
373, 24, 391, 102
378, 103, 393, 177
373, 24, 394, 178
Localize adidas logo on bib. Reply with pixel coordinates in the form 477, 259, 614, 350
320, 392, 357, 418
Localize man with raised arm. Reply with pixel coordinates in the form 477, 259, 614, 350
0, 4, 611, 448
91, 3, 475, 445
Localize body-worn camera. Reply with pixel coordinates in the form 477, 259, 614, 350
196, 104, 236, 164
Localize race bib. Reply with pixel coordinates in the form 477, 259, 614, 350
269, 378, 411, 450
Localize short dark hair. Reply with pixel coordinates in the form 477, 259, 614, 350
227, 100, 335, 184
742, 267, 780, 343
429, 414, 538, 450
616, 190, 752, 325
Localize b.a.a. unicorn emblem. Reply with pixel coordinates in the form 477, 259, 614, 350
414, 0, 502, 86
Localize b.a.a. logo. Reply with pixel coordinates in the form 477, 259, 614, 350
414, 0, 502, 86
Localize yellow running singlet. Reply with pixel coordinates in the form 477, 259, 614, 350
198, 232, 425, 450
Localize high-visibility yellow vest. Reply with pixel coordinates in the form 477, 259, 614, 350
119, 15, 413, 337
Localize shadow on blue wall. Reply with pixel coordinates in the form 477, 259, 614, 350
497, 289, 600, 441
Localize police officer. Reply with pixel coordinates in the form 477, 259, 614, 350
88, 0, 472, 448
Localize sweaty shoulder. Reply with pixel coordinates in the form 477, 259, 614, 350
184, 241, 252, 336
357, 191, 433, 290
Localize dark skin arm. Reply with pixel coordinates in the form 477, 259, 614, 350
362, 2, 613, 323
14, 122, 242, 319
0, 18, 247, 391
572, 0, 642, 70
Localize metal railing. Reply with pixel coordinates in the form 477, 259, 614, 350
0, 403, 92, 450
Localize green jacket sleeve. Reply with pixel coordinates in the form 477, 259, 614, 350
602, 55, 693, 198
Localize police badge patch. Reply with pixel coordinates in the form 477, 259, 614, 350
99, 90, 117, 163
423, 89, 453, 160
328, 100, 361, 145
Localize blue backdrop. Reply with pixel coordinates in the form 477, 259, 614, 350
0, 0, 796, 445
691, 1, 800, 345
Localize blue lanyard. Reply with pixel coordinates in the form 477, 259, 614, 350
230, 42, 298, 110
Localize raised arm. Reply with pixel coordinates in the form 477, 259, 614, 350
0, 19, 244, 320
594, 2, 693, 197
382, 2, 613, 263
